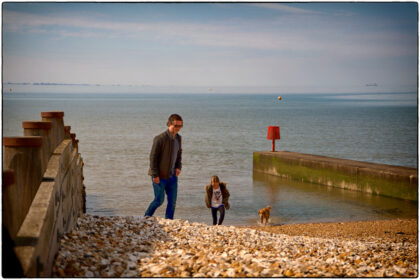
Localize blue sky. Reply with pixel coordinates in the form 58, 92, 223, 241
2, 2, 418, 94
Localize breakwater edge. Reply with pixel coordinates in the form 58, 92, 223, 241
3, 111, 85, 277
253, 151, 418, 201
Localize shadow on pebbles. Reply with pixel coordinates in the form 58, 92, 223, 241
53, 215, 417, 277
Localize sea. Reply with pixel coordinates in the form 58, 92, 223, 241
2, 91, 418, 225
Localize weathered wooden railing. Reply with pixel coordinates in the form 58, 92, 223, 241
3, 111, 85, 277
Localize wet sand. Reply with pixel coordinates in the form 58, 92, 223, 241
245, 218, 418, 244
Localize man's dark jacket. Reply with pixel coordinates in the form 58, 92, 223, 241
148, 130, 182, 179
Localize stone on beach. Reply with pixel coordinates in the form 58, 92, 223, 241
52, 214, 418, 277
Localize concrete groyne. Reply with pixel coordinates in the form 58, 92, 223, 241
3, 112, 85, 277
253, 151, 417, 201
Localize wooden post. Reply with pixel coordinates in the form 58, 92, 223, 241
3, 169, 16, 239
3, 137, 43, 239
22, 121, 53, 175
70, 133, 78, 151
41, 112, 64, 153
64, 126, 71, 140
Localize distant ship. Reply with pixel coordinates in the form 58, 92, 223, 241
366, 83, 378, 87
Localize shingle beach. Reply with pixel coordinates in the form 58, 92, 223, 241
53, 215, 417, 277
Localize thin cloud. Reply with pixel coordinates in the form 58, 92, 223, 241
248, 3, 320, 14
3, 4, 416, 92
3, 10, 149, 34
4, 8, 413, 59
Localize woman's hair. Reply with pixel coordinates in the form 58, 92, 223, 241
211, 175, 220, 184
167, 114, 183, 126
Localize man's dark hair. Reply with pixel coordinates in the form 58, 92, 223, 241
167, 114, 183, 126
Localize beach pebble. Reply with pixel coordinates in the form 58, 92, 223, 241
52, 214, 418, 277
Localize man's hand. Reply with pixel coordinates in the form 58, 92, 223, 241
153, 177, 160, 184
175, 168, 181, 177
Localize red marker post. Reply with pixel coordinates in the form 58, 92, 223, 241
267, 126, 280, 152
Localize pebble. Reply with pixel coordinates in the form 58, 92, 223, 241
52, 214, 418, 277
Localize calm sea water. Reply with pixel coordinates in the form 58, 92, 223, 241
2, 92, 418, 225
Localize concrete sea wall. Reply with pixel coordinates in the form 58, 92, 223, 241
3, 112, 85, 277
253, 151, 417, 201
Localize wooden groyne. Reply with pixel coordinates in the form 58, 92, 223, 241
3, 112, 85, 277
253, 151, 417, 201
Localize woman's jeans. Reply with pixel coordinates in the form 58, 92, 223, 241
144, 175, 178, 219
211, 205, 225, 225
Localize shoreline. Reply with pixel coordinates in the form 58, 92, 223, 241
85, 214, 418, 243
243, 218, 418, 244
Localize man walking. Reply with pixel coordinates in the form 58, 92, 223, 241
145, 114, 183, 219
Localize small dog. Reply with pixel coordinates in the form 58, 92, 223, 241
258, 205, 271, 225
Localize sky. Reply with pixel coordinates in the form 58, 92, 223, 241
2, 2, 418, 94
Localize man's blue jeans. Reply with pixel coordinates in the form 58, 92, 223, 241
144, 175, 178, 219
